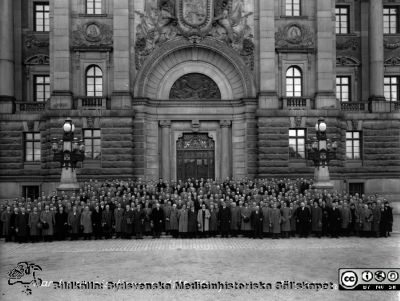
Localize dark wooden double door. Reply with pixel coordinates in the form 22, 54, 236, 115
176, 133, 215, 181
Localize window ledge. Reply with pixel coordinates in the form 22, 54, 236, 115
24, 163, 42, 169
279, 16, 308, 19
78, 14, 108, 18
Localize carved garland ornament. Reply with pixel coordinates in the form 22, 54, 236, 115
169, 73, 221, 99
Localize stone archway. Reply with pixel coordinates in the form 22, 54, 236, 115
134, 37, 256, 100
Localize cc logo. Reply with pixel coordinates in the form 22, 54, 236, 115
341, 271, 358, 288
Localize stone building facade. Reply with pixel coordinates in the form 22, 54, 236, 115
0, 0, 399, 201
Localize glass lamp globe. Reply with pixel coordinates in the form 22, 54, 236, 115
63, 122, 72, 132
71, 124, 75, 133
319, 122, 327, 132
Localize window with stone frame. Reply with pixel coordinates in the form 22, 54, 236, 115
336, 76, 351, 102
34, 2, 50, 32
384, 76, 399, 101
335, 6, 349, 34
86, 65, 103, 97
83, 129, 101, 160
286, 66, 302, 97
86, 0, 102, 14
383, 7, 399, 34
346, 131, 362, 160
24, 132, 41, 162
285, 0, 301, 16
33, 75, 50, 102
289, 129, 306, 159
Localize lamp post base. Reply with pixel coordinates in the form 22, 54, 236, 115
312, 166, 334, 190
57, 167, 80, 196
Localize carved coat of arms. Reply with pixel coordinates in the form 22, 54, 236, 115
177, 0, 214, 37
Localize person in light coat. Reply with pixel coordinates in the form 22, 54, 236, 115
80, 206, 93, 240
28, 207, 41, 242
40, 205, 55, 242
178, 204, 188, 238
197, 204, 211, 237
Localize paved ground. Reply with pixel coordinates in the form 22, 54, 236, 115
0, 234, 399, 301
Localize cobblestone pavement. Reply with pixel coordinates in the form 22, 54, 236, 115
1, 236, 399, 301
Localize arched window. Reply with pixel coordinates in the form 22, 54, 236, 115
86, 65, 103, 97
286, 66, 302, 97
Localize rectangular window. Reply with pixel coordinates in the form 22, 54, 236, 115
286, 0, 300, 16
346, 131, 361, 160
335, 6, 349, 34
86, 0, 102, 14
24, 132, 41, 162
336, 76, 351, 102
34, 2, 50, 32
34, 75, 50, 102
23, 186, 40, 200
349, 183, 364, 197
383, 7, 399, 34
384, 76, 399, 101
83, 129, 101, 159
289, 129, 305, 159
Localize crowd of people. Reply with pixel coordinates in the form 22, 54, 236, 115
0, 178, 395, 243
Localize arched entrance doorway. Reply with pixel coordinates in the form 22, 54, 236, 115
176, 133, 215, 181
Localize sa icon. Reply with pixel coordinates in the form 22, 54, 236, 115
387, 271, 399, 282
362, 271, 373, 282
341, 271, 358, 288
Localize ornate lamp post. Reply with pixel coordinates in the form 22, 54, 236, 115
52, 118, 85, 194
306, 117, 338, 190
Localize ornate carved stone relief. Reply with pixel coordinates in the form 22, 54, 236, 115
72, 21, 113, 49
134, 0, 254, 70
384, 57, 400, 66
275, 23, 314, 49
176, 133, 215, 150
169, 73, 221, 99
24, 54, 50, 65
336, 38, 359, 51
336, 56, 360, 66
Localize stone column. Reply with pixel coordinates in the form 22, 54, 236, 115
315, 0, 337, 109
0, 0, 14, 113
220, 120, 231, 180
258, 0, 278, 109
50, 0, 73, 109
369, 0, 385, 102
112, 0, 131, 109
159, 120, 171, 182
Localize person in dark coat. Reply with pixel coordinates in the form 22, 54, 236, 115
349, 203, 357, 236
380, 201, 393, 237
1, 206, 13, 242
250, 205, 263, 239
151, 203, 164, 238
133, 204, 145, 239
340, 202, 352, 237
55, 206, 68, 241
68, 206, 81, 240
122, 204, 134, 239
28, 207, 41, 242
101, 204, 114, 239
270, 202, 281, 239
230, 202, 241, 237
114, 203, 124, 238
371, 202, 381, 237
92, 205, 103, 239
169, 204, 179, 238
311, 201, 322, 238
163, 201, 172, 235
15, 207, 29, 243
296, 202, 311, 238
187, 206, 198, 238
321, 201, 330, 237
218, 202, 231, 238
329, 201, 341, 238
